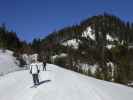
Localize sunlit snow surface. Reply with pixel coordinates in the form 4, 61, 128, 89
0, 64, 133, 100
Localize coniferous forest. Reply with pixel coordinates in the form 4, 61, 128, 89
1, 13, 133, 86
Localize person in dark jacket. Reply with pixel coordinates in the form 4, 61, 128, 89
30, 60, 40, 85
43, 60, 46, 71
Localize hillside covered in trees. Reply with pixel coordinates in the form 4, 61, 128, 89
0, 24, 31, 54
30, 13, 133, 86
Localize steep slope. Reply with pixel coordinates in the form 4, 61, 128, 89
0, 50, 19, 75
0, 64, 133, 100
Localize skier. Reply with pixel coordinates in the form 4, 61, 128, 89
30, 60, 40, 86
43, 60, 46, 71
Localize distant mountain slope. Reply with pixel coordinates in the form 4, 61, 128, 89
0, 64, 133, 100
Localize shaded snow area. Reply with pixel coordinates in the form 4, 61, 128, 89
106, 44, 116, 49
78, 64, 98, 74
82, 27, 95, 40
22, 54, 31, 65
0, 64, 133, 100
51, 53, 67, 59
0, 50, 19, 75
22, 54, 38, 65
51, 53, 67, 63
106, 62, 115, 81
62, 39, 81, 49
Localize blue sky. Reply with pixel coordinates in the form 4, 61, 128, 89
0, 0, 133, 42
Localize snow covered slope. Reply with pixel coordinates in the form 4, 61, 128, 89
0, 50, 19, 75
0, 64, 133, 100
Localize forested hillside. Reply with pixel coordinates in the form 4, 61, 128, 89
0, 24, 30, 67
30, 13, 133, 86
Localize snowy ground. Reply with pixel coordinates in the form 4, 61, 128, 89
0, 64, 133, 100
0, 50, 19, 75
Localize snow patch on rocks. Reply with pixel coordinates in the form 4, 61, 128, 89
106, 34, 118, 41
62, 39, 81, 49
82, 27, 95, 40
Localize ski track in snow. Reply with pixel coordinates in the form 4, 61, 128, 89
0, 64, 133, 100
